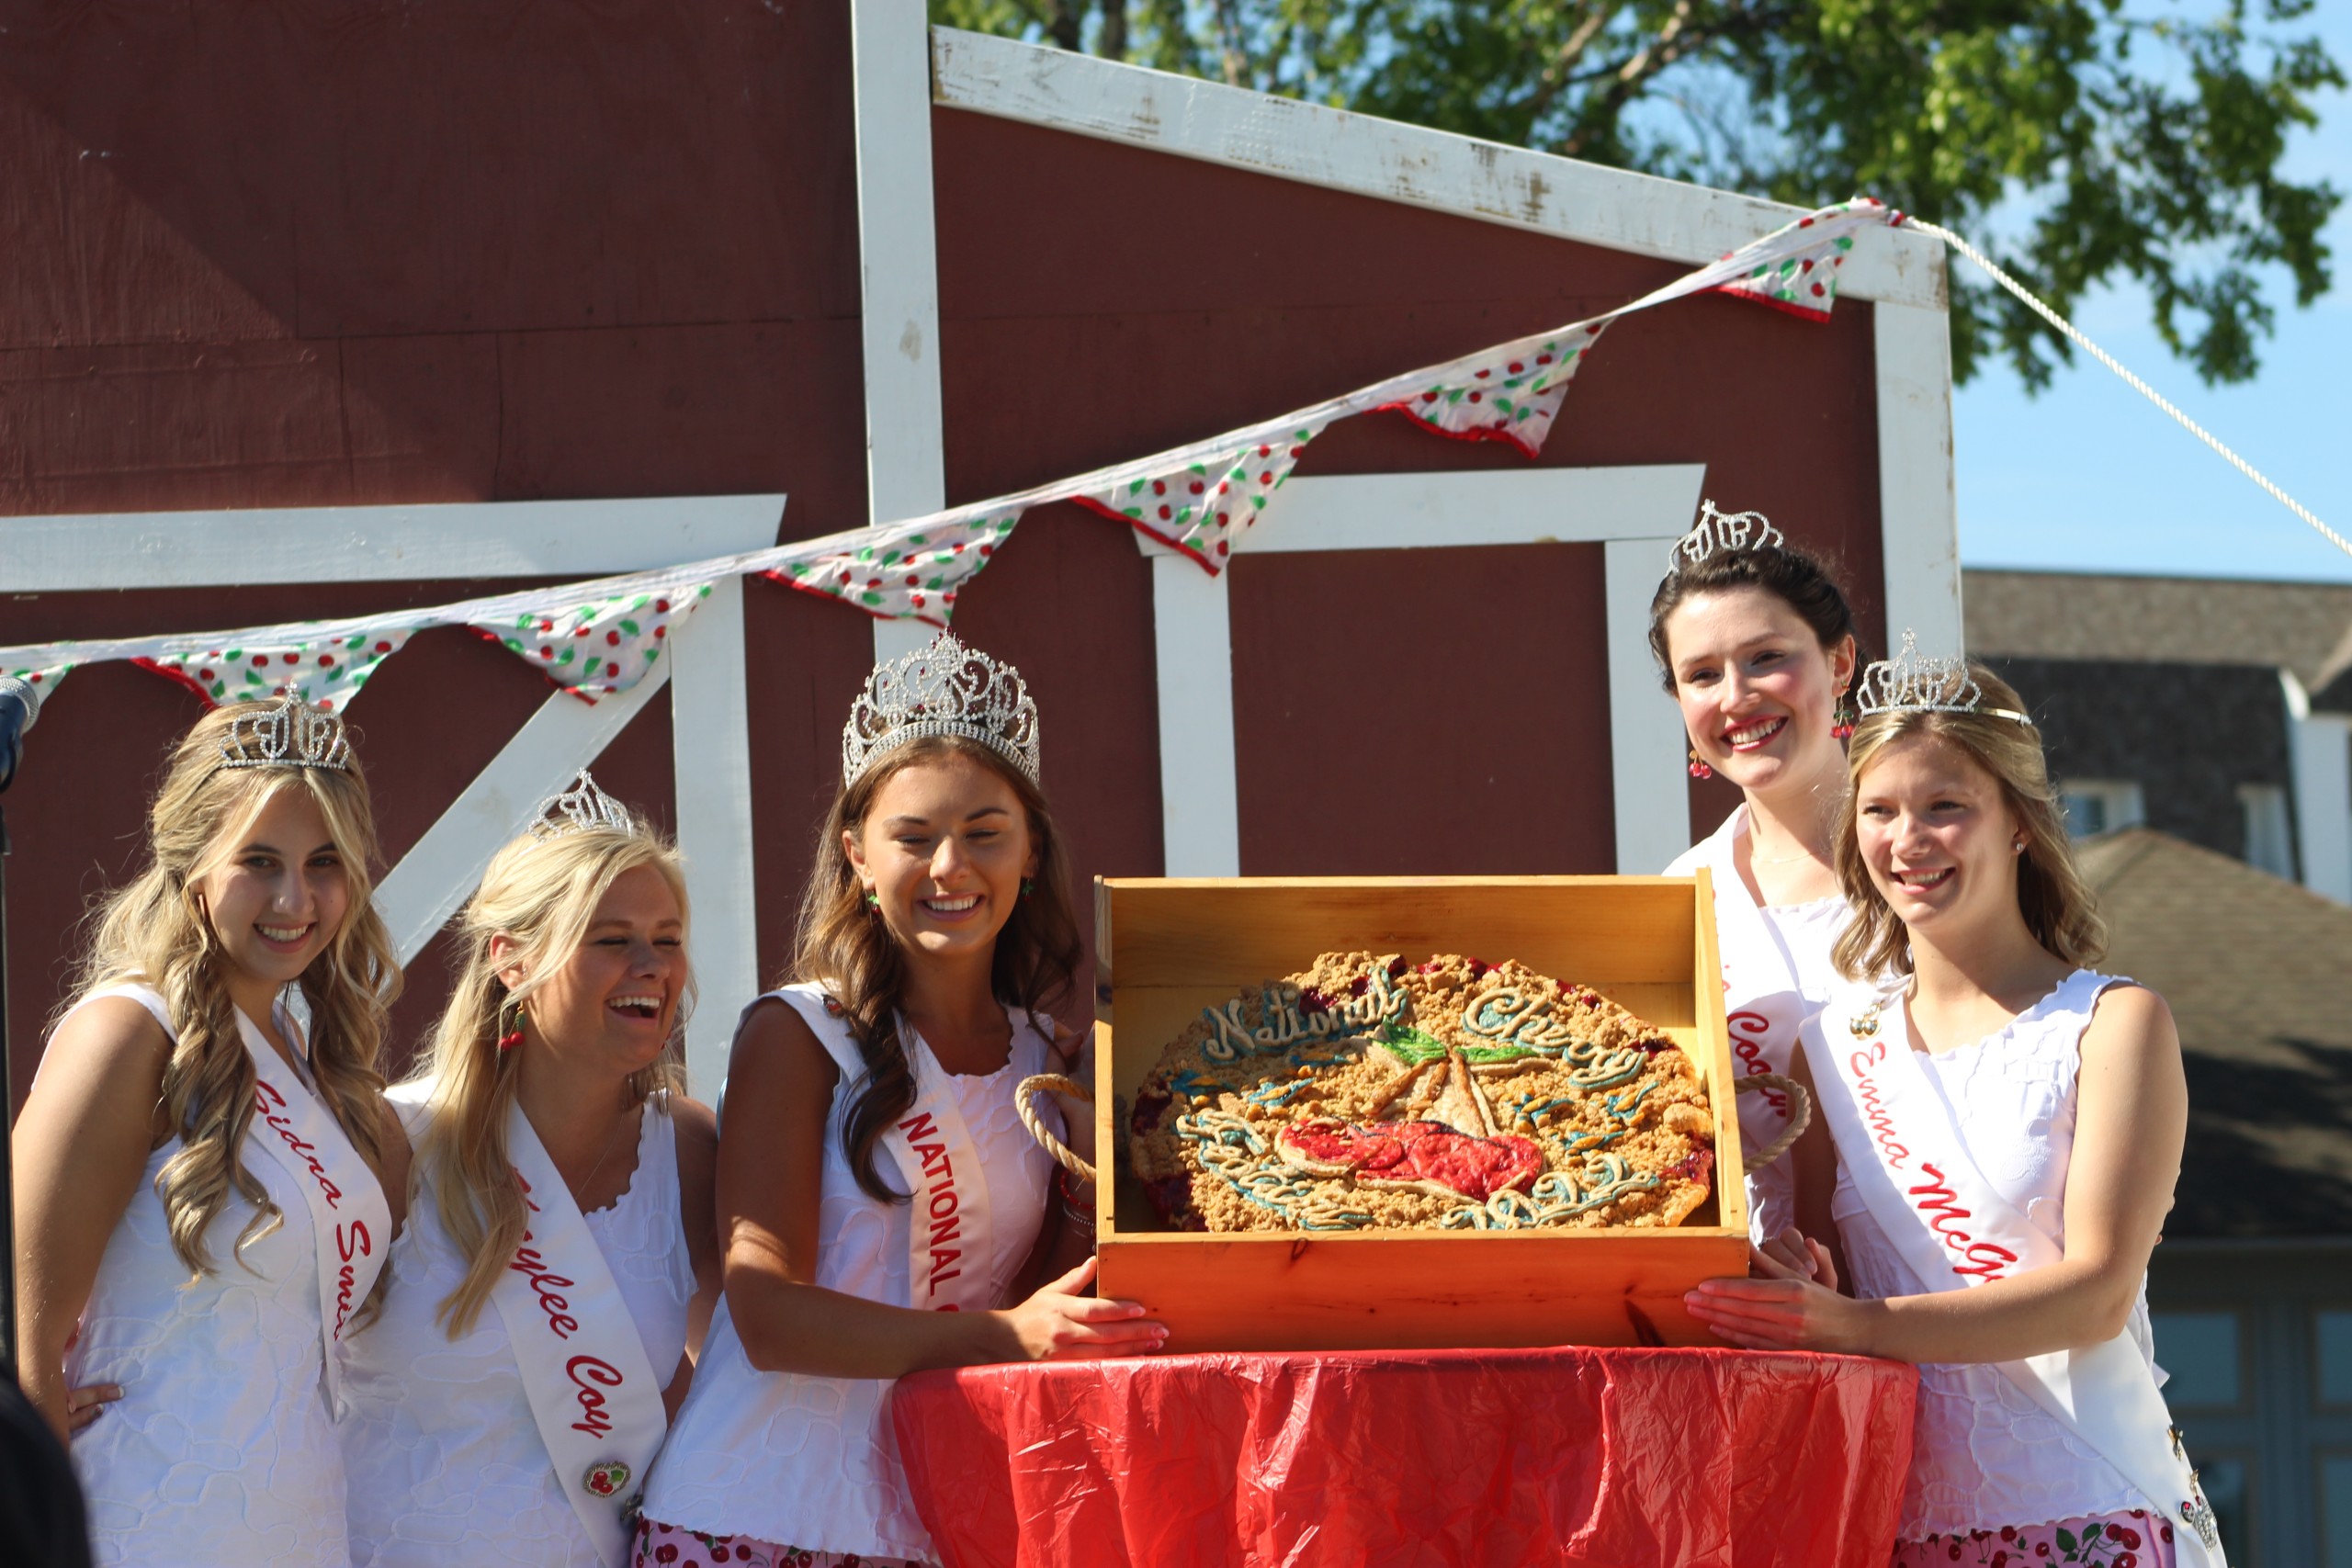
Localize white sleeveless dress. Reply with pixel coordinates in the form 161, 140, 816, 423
1666, 804, 1849, 1240
639, 984, 1059, 1562
1830, 969, 2167, 1539
60, 984, 372, 1568
337, 1097, 697, 1568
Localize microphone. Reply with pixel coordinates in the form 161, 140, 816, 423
0, 674, 42, 794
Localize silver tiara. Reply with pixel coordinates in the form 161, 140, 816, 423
218, 697, 352, 772
1855, 632, 2034, 724
842, 631, 1040, 788
529, 769, 638, 839
1667, 499, 1785, 571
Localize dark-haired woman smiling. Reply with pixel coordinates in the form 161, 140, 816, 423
632, 634, 1161, 1568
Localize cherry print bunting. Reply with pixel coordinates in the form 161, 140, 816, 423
135, 630, 414, 712
764, 508, 1021, 624
471, 585, 711, 703
1372, 325, 1610, 458
1075, 426, 1326, 571
1707, 197, 1889, 320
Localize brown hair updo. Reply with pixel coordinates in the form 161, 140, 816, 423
1831, 663, 2107, 981
1646, 523, 1860, 694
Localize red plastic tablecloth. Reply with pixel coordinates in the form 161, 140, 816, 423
891, 1346, 1916, 1568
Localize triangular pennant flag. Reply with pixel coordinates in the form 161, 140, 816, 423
136, 629, 414, 712
3, 662, 70, 702
764, 509, 1021, 624
474, 585, 709, 704
1373, 323, 1609, 458
1076, 424, 1324, 572
1709, 197, 1891, 320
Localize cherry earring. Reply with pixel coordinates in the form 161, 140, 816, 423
1831, 699, 1856, 740
864, 888, 881, 910
497, 1002, 526, 1052
1687, 749, 1713, 780
1020, 877, 1035, 898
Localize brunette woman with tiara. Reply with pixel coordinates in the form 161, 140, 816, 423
336, 772, 719, 1568
633, 632, 1163, 1568
1685, 642, 2222, 1567
11, 697, 406, 1568
1652, 501, 1858, 1263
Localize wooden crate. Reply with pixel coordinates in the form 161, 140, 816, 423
1092, 874, 1746, 1352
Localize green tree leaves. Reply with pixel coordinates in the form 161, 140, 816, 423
933, 0, 2341, 389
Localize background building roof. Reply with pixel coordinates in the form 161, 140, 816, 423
2077, 827, 2352, 1237
1965, 568, 2352, 694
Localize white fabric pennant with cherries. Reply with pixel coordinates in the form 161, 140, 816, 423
1075, 423, 1327, 570
470, 584, 710, 703
764, 506, 1022, 624
1706, 197, 1891, 320
136, 629, 415, 712
1372, 322, 1611, 457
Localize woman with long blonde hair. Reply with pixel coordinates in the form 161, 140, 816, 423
634, 632, 1161, 1568
335, 772, 719, 1568
1685, 649, 2222, 1567
11, 696, 405, 1568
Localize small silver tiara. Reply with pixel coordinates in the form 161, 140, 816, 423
842, 630, 1041, 788
1855, 632, 2035, 724
529, 769, 638, 840
1667, 500, 1785, 571
218, 697, 352, 772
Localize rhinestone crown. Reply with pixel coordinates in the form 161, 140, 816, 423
1855, 631, 2033, 724
530, 769, 638, 840
842, 631, 1040, 788
1667, 499, 1785, 572
218, 696, 352, 773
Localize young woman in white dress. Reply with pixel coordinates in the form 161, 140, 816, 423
337, 773, 720, 1568
11, 697, 407, 1568
1684, 654, 2222, 1567
1652, 502, 1857, 1255
634, 633, 1163, 1568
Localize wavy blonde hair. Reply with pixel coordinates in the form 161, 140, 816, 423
409, 819, 693, 1336
1832, 664, 2107, 981
71, 702, 399, 1280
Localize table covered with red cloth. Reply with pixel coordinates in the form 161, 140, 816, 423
890, 1345, 1917, 1568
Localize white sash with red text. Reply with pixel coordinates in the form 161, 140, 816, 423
772, 985, 1003, 1314
233, 1005, 390, 1420
494, 1101, 668, 1568
1808, 985, 2224, 1566
1681, 808, 1804, 1122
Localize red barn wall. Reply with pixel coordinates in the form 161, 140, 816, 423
1, 8, 1887, 1103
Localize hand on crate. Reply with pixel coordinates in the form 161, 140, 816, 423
1680, 1243, 1872, 1354
997, 1258, 1167, 1361
1754, 1227, 1838, 1291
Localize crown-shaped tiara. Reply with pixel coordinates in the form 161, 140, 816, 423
842, 631, 1041, 788
1854, 632, 2035, 725
1667, 499, 1785, 572
529, 769, 638, 840
218, 697, 352, 773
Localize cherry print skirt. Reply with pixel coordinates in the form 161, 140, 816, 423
1891, 1510, 2176, 1568
633, 1517, 933, 1568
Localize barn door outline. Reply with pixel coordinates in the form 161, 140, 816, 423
0, 494, 779, 1094
1139, 466, 1705, 875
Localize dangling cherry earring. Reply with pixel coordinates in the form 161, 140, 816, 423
497, 1001, 526, 1053
1831, 700, 1856, 740
1687, 749, 1713, 781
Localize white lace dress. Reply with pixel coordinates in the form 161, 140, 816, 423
1830, 970, 2166, 1539
338, 1098, 696, 1568
62, 985, 370, 1568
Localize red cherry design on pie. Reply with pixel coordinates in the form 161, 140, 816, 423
1277, 1119, 1544, 1201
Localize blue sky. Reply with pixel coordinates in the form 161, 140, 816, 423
1953, 6, 2352, 583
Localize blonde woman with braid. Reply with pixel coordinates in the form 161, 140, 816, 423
336, 773, 719, 1568
10, 697, 406, 1568
635, 632, 1161, 1568
1685, 649, 2222, 1567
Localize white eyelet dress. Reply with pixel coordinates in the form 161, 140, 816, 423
1830, 969, 2169, 1540
636, 985, 1059, 1564
60, 984, 375, 1568
337, 1096, 697, 1568
1667, 804, 1850, 1240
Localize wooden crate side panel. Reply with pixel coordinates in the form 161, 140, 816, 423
1690, 865, 1747, 1236
1097, 1229, 1748, 1352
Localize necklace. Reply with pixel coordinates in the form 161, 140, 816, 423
565, 1101, 633, 1202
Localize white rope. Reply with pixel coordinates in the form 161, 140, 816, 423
1904, 217, 2351, 564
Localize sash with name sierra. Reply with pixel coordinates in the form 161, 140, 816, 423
1806, 984, 2225, 1565
226, 998, 392, 1421
391, 1083, 669, 1568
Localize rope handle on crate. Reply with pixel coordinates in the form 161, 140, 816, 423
1015, 1073, 1096, 1184
1733, 1073, 1813, 1170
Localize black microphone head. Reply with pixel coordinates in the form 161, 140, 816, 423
0, 673, 39, 734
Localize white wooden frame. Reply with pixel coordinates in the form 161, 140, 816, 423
926, 25, 1964, 660
0, 496, 782, 1094
1138, 466, 1705, 875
